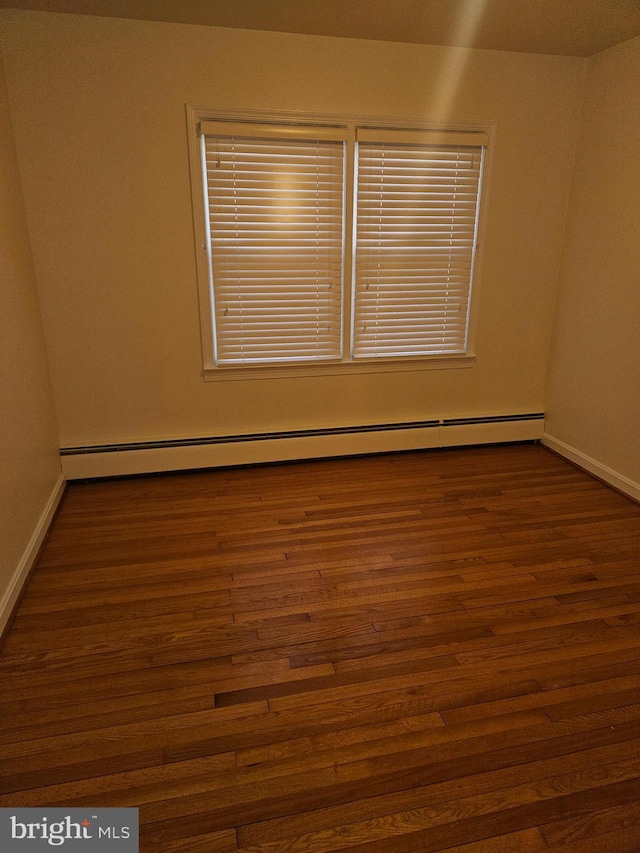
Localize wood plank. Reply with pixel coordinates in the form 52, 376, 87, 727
431, 829, 548, 852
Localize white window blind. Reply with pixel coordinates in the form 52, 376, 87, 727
353, 129, 486, 358
201, 122, 347, 365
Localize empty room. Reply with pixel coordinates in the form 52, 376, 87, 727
1, 1, 640, 851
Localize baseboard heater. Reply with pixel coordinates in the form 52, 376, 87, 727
60, 413, 545, 479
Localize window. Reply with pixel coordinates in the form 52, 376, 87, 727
188, 110, 489, 377
353, 130, 485, 358
200, 122, 347, 365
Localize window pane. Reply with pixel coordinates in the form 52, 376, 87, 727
353, 141, 484, 358
203, 134, 345, 365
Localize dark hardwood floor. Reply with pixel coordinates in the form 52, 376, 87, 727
2, 442, 640, 852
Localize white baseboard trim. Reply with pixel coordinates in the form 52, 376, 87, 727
62, 427, 442, 478
61, 416, 545, 479
0, 473, 66, 635
541, 434, 640, 503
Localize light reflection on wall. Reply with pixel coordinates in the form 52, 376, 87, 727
430, 0, 489, 123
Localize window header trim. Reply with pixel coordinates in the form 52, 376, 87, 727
199, 120, 352, 142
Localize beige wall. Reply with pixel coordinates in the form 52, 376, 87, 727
0, 11, 585, 448
545, 36, 640, 490
0, 43, 61, 616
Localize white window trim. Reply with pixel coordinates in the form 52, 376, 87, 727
186, 105, 495, 381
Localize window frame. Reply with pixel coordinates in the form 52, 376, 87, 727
186, 105, 494, 381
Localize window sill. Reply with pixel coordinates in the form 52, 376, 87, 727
202, 354, 477, 381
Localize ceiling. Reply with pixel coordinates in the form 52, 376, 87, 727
1, 0, 640, 57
